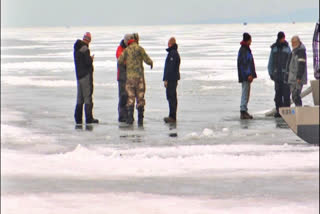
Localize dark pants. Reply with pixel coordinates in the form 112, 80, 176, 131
118, 80, 128, 121
274, 81, 291, 112
166, 80, 178, 119
290, 82, 303, 106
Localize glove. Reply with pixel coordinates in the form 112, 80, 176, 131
247, 75, 253, 83
164, 81, 168, 88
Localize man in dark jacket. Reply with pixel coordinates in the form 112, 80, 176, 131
268, 32, 291, 117
287, 35, 308, 106
163, 37, 181, 123
74, 32, 99, 124
237, 33, 257, 120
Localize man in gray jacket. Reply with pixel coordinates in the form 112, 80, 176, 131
287, 35, 308, 106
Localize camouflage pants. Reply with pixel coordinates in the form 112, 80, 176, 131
126, 77, 146, 109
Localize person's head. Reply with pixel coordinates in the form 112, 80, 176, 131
132, 33, 139, 43
243, 32, 252, 45
168, 37, 176, 48
83, 32, 91, 44
124, 34, 133, 46
291, 35, 301, 49
277, 31, 285, 43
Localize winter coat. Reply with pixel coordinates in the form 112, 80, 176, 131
116, 40, 127, 81
287, 43, 307, 85
118, 41, 153, 79
237, 41, 257, 83
163, 44, 181, 81
268, 41, 291, 82
74, 40, 93, 80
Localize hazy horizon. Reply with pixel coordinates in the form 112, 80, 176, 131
1, 0, 318, 27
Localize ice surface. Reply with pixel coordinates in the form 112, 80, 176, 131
1, 23, 319, 213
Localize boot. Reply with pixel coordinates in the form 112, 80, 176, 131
138, 107, 144, 126
74, 104, 83, 124
127, 106, 134, 125
164, 117, 176, 123
245, 111, 253, 119
274, 112, 281, 118
240, 111, 253, 120
85, 103, 99, 124
118, 107, 128, 122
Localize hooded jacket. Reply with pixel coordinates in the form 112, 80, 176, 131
268, 41, 291, 82
74, 40, 93, 80
116, 40, 127, 81
237, 41, 257, 83
163, 44, 181, 81
287, 43, 307, 85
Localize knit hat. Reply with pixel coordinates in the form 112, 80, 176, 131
243, 32, 251, 42
277, 31, 285, 41
124, 34, 133, 46
83, 32, 91, 42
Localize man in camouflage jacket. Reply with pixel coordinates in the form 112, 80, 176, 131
118, 33, 153, 125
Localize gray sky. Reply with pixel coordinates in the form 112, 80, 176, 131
1, 0, 319, 27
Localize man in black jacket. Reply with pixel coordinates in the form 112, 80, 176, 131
163, 37, 181, 123
74, 32, 99, 124
268, 32, 291, 117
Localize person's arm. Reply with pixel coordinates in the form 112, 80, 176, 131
81, 46, 93, 66
268, 49, 274, 79
296, 49, 307, 80
141, 47, 153, 68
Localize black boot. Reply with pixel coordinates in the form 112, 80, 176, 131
74, 104, 83, 124
240, 111, 253, 120
127, 106, 134, 125
85, 103, 99, 124
118, 107, 128, 122
138, 107, 144, 126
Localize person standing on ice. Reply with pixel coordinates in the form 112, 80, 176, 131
237, 32, 257, 120
163, 37, 181, 123
116, 34, 132, 122
268, 32, 291, 118
73, 32, 99, 124
286, 35, 307, 106
118, 33, 153, 126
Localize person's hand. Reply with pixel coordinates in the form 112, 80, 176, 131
164, 81, 168, 88
297, 79, 301, 84
247, 75, 253, 83
91, 54, 95, 60
150, 63, 153, 69
270, 75, 274, 81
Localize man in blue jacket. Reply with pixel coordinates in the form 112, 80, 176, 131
237, 33, 257, 120
268, 32, 291, 117
163, 37, 181, 123
74, 32, 99, 124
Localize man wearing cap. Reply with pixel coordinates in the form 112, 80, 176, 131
73, 32, 99, 124
237, 32, 257, 120
268, 32, 291, 117
286, 35, 308, 106
163, 37, 181, 123
116, 34, 132, 122
118, 33, 153, 126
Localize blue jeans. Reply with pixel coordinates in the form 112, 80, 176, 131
240, 81, 251, 112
